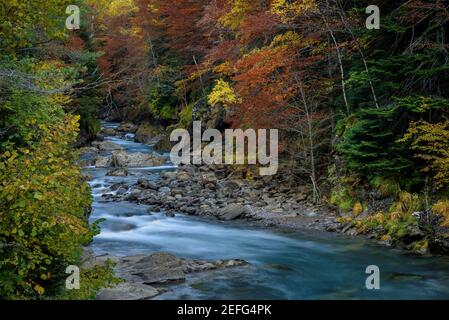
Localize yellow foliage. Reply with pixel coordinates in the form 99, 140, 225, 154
389, 211, 402, 221
352, 202, 363, 217
208, 79, 242, 107
400, 120, 449, 189
433, 200, 449, 227
336, 216, 353, 224
213, 62, 235, 76
270, 31, 302, 48
390, 191, 421, 218
219, 0, 255, 30
34, 284, 45, 295
271, 0, 316, 22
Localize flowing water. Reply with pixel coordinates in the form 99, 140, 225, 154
83, 122, 449, 300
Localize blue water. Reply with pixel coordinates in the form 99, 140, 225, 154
84, 122, 449, 300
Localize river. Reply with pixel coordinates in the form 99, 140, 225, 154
82, 122, 449, 300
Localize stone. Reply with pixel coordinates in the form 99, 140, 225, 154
201, 173, 217, 185
158, 187, 171, 194
107, 168, 128, 177
218, 203, 248, 221
112, 151, 165, 167
224, 180, 244, 190
115, 187, 128, 195
295, 193, 308, 201
100, 127, 116, 136
134, 123, 162, 144
117, 123, 138, 133
125, 189, 143, 201
92, 141, 124, 151
96, 283, 158, 300
80, 146, 99, 154
153, 134, 172, 152
163, 171, 177, 180
93, 155, 111, 168
176, 172, 191, 182
118, 253, 186, 284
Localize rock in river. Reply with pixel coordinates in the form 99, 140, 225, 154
96, 283, 158, 300
106, 168, 129, 177
114, 252, 249, 285
111, 151, 165, 168
93, 155, 111, 168
100, 127, 117, 136
117, 122, 138, 133
92, 141, 124, 151
117, 253, 186, 285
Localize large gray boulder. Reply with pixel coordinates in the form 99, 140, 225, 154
218, 203, 249, 221
93, 155, 111, 168
100, 127, 116, 136
92, 141, 124, 151
117, 253, 186, 285
111, 151, 165, 168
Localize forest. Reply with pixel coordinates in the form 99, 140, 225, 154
1, 0, 449, 300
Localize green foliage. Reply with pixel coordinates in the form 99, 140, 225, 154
0, 16, 108, 298
0, 115, 98, 299
337, 106, 416, 181
0, 0, 72, 52
389, 191, 423, 219
179, 104, 193, 128
330, 187, 354, 213
369, 176, 400, 198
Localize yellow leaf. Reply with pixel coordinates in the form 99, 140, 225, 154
34, 284, 45, 295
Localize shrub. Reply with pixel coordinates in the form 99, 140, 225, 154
433, 200, 449, 227
0, 115, 97, 299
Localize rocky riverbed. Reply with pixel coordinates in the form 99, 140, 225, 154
83, 122, 345, 234
82, 251, 247, 300
80, 122, 449, 300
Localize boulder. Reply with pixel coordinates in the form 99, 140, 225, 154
100, 127, 116, 136
176, 171, 191, 182
158, 187, 171, 194
153, 134, 172, 152
134, 123, 162, 144
96, 283, 158, 300
224, 180, 244, 190
112, 151, 165, 168
107, 168, 128, 177
80, 146, 99, 154
117, 253, 186, 284
92, 141, 124, 151
93, 155, 111, 168
113, 253, 249, 287
117, 123, 138, 133
201, 173, 218, 185
218, 203, 248, 221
